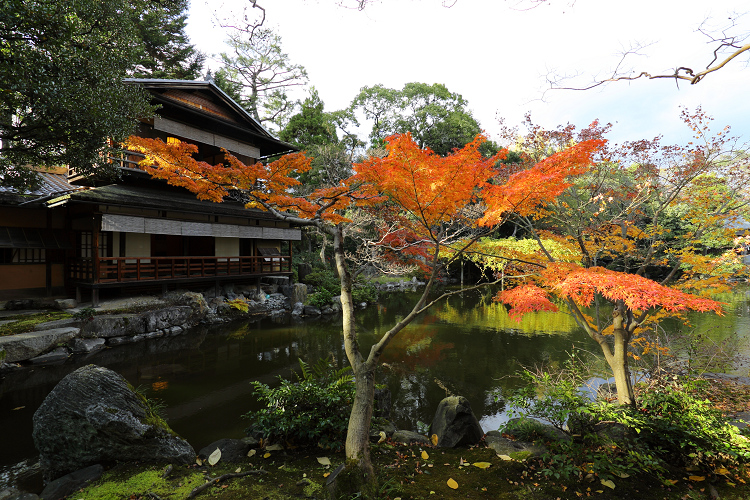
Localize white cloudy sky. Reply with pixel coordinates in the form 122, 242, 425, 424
187, 0, 749, 147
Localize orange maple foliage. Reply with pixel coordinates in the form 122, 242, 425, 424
496, 284, 559, 321
354, 133, 503, 233
552, 266, 724, 314
495, 263, 724, 322
479, 139, 605, 225
125, 136, 357, 223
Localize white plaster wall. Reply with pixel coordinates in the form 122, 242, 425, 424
215, 237, 240, 262
126, 233, 151, 263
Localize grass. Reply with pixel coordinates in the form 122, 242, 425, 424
0, 311, 73, 337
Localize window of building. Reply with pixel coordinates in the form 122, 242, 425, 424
13, 248, 46, 263
78, 232, 111, 258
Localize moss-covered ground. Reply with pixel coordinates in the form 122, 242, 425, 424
0, 311, 73, 337
73, 438, 750, 500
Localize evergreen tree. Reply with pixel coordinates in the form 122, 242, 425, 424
216, 27, 308, 131
130, 0, 204, 80
0, 0, 155, 191
279, 89, 337, 148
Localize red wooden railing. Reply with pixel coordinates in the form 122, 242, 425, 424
68, 255, 291, 284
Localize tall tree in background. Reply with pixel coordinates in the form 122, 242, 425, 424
280, 89, 363, 194
130, 0, 205, 80
216, 27, 308, 131
0, 0, 154, 191
350, 82, 498, 156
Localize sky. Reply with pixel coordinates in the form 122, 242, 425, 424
186, 0, 750, 148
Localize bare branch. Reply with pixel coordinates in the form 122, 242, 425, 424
545, 10, 750, 90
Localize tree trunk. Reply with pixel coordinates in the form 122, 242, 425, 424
345, 365, 376, 476
320, 233, 327, 267
610, 303, 636, 405
330, 224, 378, 497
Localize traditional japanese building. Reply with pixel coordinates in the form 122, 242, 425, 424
0, 79, 300, 304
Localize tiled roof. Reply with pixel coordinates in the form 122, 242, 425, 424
0, 172, 83, 198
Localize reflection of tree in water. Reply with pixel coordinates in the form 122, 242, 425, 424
370, 290, 592, 431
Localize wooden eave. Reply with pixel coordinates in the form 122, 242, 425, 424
124, 79, 298, 158
67, 183, 281, 222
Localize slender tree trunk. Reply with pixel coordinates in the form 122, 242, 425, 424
330, 224, 378, 496
345, 363, 376, 475
610, 303, 636, 405
320, 233, 327, 267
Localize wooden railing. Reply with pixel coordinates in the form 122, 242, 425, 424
68, 255, 291, 284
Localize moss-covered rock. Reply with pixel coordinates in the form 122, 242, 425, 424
33, 365, 194, 481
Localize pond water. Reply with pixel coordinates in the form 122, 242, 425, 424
1, 286, 749, 490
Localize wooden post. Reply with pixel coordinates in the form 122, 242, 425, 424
93, 225, 100, 284
289, 240, 294, 278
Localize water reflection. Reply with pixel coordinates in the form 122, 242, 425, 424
1, 285, 747, 489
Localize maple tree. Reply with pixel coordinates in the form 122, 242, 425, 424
469, 109, 749, 405
127, 132, 509, 493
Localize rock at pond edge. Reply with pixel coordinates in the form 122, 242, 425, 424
33, 365, 194, 482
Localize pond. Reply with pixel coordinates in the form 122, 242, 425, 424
1, 286, 748, 490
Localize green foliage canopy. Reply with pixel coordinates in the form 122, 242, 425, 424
130, 0, 205, 80
350, 82, 498, 156
0, 0, 155, 191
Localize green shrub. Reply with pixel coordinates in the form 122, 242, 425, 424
306, 289, 333, 309
244, 357, 355, 449
303, 269, 340, 295
352, 281, 378, 304
303, 269, 379, 307
73, 307, 97, 320
506, 348, 592, 432
510, 355, 750, 482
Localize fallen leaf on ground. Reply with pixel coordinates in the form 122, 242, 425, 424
263, 452, 271, 459
688, 476, 706, 482
498, 454, 512, 461
317, 457, 331, 466
430, 434, 439, 446
473, 462, 491, 469
421, 450, 429, 460
266, 444, 284, 451
447, 478, 458, 489
208, 448, 221, 466
600, 479, 615, 489
247, 449, 256, 457
378, 431, 386, 444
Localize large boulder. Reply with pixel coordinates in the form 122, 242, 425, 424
33, 365, 194, 481
429, 396, 483, 448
